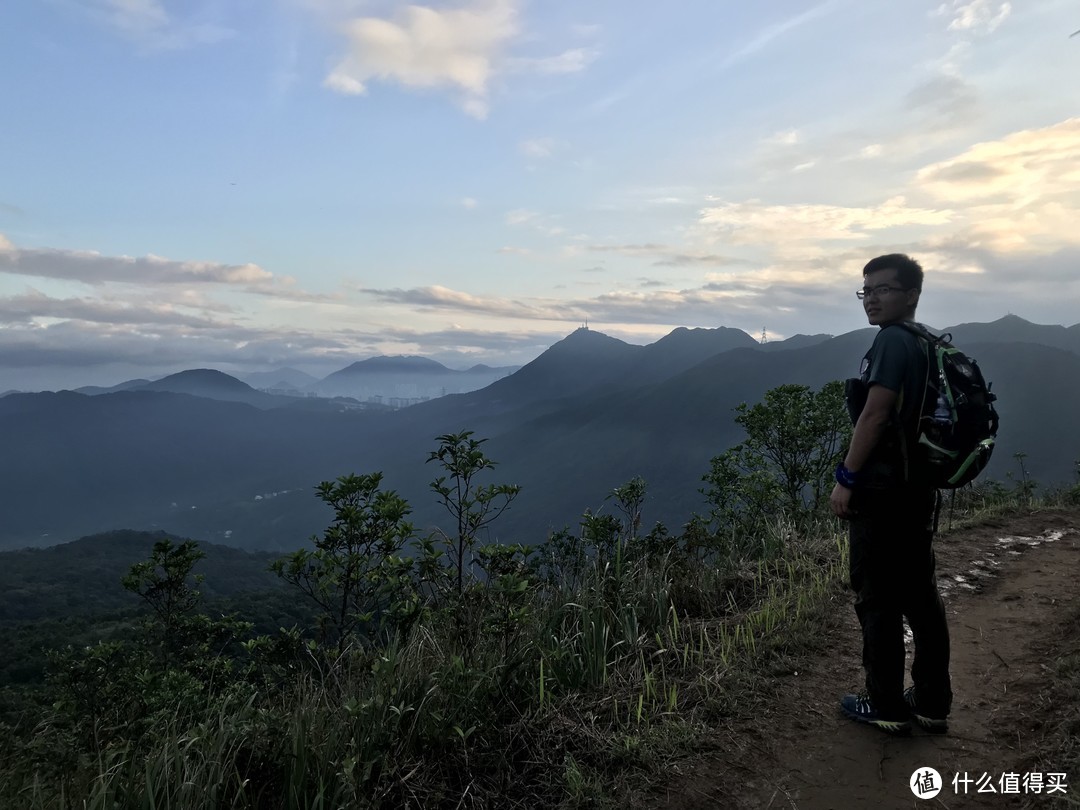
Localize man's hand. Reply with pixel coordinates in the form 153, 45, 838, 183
830, 482, 855, 520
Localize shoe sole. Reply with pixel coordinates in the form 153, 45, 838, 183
841, 706, 912, 736
912, 713, 949, 734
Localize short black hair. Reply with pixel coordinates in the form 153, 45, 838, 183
863, 254, 923, 291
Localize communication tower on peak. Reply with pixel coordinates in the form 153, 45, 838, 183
760, 327, 768, 344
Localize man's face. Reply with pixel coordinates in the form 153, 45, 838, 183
862, 268, 919, 326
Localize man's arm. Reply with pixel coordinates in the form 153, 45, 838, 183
830, 383, 898, 518
844, 383, 899, 473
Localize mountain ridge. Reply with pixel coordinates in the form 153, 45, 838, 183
1, 315, 1076, 551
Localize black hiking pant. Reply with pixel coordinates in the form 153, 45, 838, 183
849, 486, 952, 720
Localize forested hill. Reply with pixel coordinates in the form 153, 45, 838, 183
0, 530, 284, 623
0, 530, 310, 687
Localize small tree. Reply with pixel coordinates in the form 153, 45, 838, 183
427, 431, 521, 594
606, 475, 646, 545
731, 382, 850, 517
121, 539, 206, 669
272, 473, 417, 653
702, 381, 851, 540
50, 539, 250, 752
700, 449, 783, 547
122, 538, 249, 671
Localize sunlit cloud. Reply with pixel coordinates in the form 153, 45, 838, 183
0, 289, 228, 329
916, 118, 1080, 205
915, 118, 1080, 252
764, 129, 801, 146
360, 284, 585, 321
0, 236, 274, 286
939, 0, 1012, 35
321, 0, 593, 118
323, 0, 519, 117
585, 243, 747, 268
697, 197, 952, 245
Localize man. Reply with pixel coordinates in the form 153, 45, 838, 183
830, 254, 952, 736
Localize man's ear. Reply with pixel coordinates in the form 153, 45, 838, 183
907, 288, 921, 309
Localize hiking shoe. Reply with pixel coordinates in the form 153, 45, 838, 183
904, 686, 949, 734
840, 693, 911, 735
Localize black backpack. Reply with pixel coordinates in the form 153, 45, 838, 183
900, 322, 1000, 489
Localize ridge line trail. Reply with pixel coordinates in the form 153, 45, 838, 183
644, 507, 1080, 810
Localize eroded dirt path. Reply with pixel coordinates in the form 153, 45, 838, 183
644, 508, 1080, 810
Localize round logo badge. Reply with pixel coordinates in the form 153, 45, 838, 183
910, 767, 943, 799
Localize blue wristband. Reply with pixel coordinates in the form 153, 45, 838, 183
835, 463, 859, 489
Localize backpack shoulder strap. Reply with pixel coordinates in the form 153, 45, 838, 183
898, 320, 951, 347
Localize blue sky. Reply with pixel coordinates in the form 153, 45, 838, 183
2, 0, 1078, 389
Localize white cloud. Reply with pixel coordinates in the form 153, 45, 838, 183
323, 0, 519, 118
506, 47, 598, 75
359, 277, 846, 329
505, 208, 538, 226
519, 137, 555, 158
362, 284, 585, 321
323, 72, 366, 96
697, 197, 952, 245
764, 129, 801, 146
941, 0, 1012, 34
0, 238, 274, 286
585, 243, 746, 268
321, 0, 596, 117
913, 118, 1080, 253
860, 144, 883, 159
916, 118, 1080, 204
0, 289, 228, 329
461, 197, 479, 209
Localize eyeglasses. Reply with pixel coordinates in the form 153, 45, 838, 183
856, 284, 907, 300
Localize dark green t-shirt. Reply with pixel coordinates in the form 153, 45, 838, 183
858, 322, 929, 482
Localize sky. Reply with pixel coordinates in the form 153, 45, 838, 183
2, 0, 1079, 390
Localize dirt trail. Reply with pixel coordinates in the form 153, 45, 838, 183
644, 508, 1080, 810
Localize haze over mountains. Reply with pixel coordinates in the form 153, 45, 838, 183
2, 315, 1077, 552
50, 357, 521, 407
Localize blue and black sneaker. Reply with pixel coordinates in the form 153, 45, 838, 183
904, 686, 949, 734
840, 692, 911, 735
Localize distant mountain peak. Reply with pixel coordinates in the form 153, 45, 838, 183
333, 355, 449, 375
148, 369, 254, 391
995, 314, 1034, 325
555, 326, 628, 348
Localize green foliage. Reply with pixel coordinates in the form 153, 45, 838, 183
427, 430, 522, 593
2, 417, 1067, 809
701, 381, 850, 547
1007, 451, 1037, 509
121, 539, 251, 670
271, 473, 417, 653
0, 530, 285, 625
700, 450, 784, 551
607, 475, 646, 544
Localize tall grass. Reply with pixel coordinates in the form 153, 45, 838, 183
3, 484, 1059, 809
